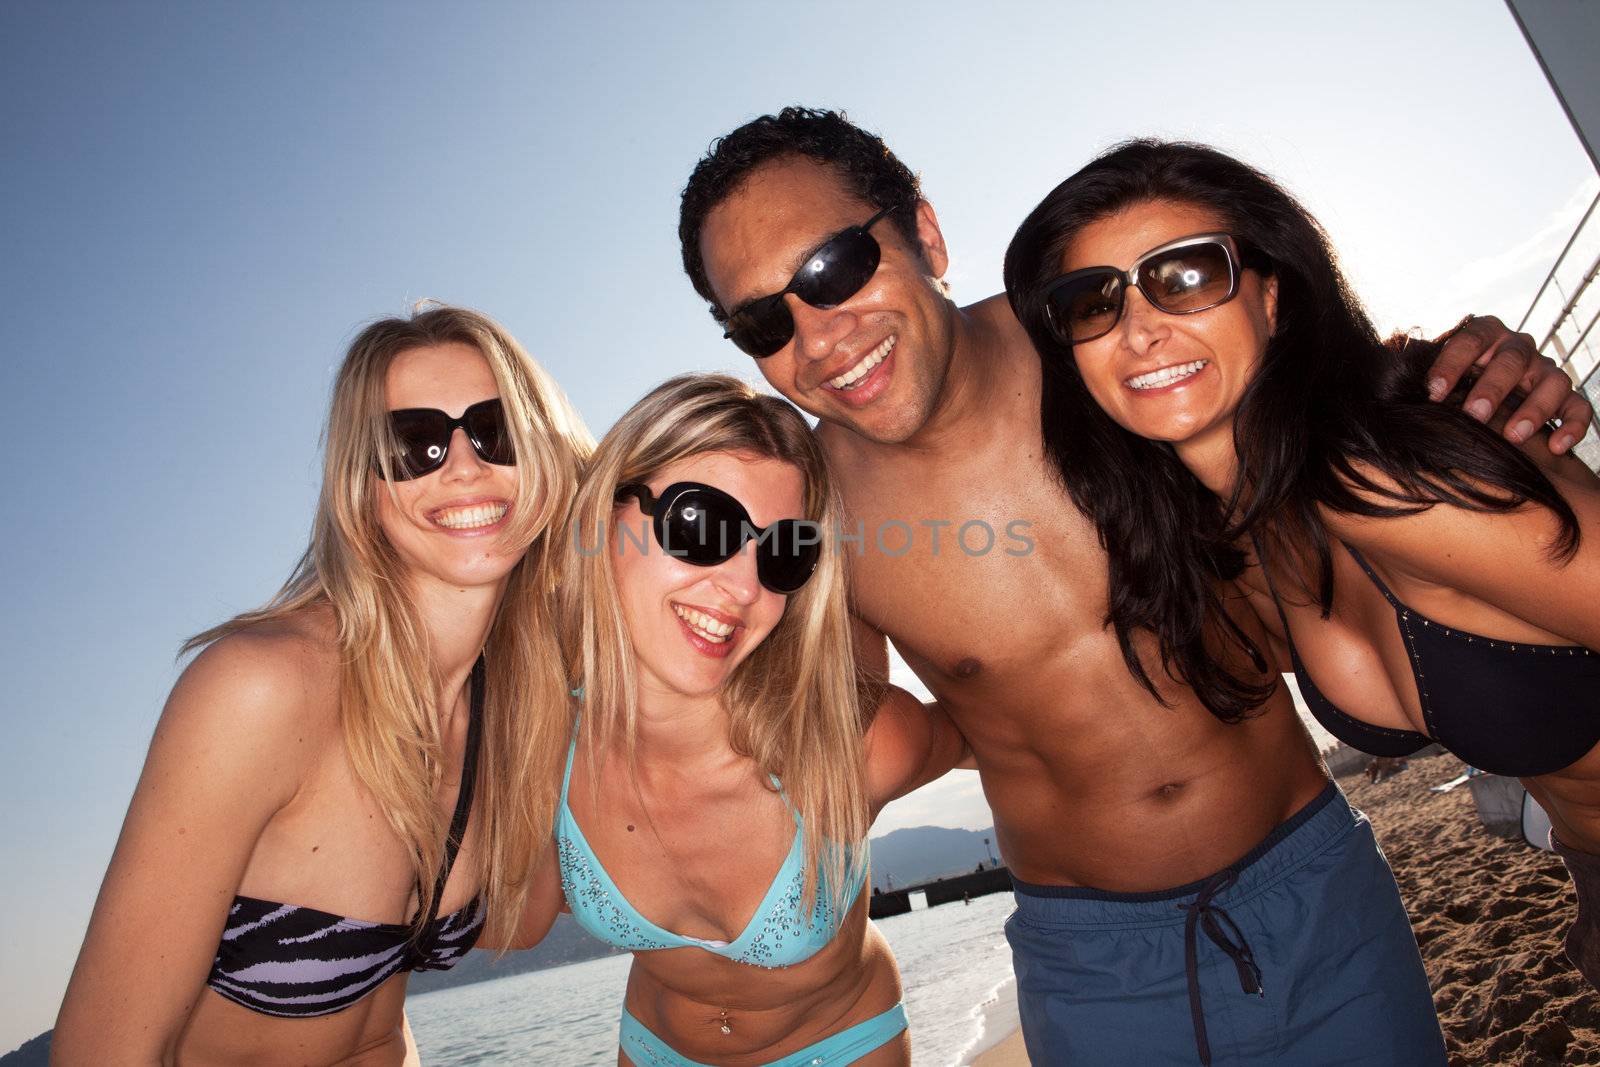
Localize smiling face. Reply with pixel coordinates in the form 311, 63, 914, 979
1061, 200, 1278, 478
612, 450, 803, 701
698, 156, 955, 444
375, 341, 525, 596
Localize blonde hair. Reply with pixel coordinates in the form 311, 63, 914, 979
189, 304, 593, 941
559, 373, 868, 910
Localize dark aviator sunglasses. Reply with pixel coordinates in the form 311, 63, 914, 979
717, 205, 897, 358
1040, 233, 1255, 346
616, 481, 821, 594
378, 398, 515, 481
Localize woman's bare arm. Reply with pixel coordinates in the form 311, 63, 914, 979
52, 634, 316, 1063
1332, 464, 1600, 652
854, 615, 971, 819
480, 840, 565, 951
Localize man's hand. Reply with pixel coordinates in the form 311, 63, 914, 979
1426, 315, 1593, 454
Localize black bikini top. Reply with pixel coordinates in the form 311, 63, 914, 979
1262, 541, 1599, 779
205, 657, 487, 1017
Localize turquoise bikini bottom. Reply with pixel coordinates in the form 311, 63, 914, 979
619, 1002, 908, 1067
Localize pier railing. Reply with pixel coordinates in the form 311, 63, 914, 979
1518, 189, 1600, 469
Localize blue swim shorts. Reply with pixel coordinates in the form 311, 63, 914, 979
1004, 782, 1445, 1065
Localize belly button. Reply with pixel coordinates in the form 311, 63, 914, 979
1155, 782, 1185, 799
954, 657, 983, 679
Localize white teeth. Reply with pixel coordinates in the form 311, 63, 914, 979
828, 335, 895, 390
672, 604, 736, 643
1126, 360, 1208, 391
435, 502, 509, 529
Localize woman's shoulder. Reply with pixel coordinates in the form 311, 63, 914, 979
1317, 449, 1589, 544
1311, 462, 1586, 602
1313, 455, 1413, 513
120, 606, 344, 825
173, 604, 343, 746
1311, 463, 1474, 557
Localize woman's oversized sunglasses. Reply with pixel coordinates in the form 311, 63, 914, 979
716, 206, 896, 358
378, 398, 515, 481
1040, 233, 1250, 346
615, 481, 821, 594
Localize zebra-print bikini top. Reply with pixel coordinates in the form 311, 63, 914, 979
204, 658, 487, 1018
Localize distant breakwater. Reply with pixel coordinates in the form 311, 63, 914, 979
869, 865, 1011, 918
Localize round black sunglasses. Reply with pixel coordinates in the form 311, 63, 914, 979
616, 481, 820, 594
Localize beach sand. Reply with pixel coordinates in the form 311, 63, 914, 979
965, 749, 1597, 1066
970, 1028, 1028, 1067
1353, 751, 1597, 1065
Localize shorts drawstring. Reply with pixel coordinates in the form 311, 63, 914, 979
1179, 869, 1265, 1064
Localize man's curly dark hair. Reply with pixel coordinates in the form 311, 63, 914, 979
678, 106, 925, 315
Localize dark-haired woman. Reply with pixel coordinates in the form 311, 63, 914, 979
1004, 139, 1600, 1023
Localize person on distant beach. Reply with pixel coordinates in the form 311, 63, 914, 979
552, 374, 967, 1066
1004, 139, 1600, 997
1365, 756, 1411, 784
53, 306, 589, 1064
675, 107, 1596, 1065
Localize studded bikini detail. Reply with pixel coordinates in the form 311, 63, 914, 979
1265, 541, 1600, 779
555, 727, 863, 969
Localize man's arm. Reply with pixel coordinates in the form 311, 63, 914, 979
1425, 315, 1593, 454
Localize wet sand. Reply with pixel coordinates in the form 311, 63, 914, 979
970, 1028, 1027, 1066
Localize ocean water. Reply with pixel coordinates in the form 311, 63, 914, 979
408, 891, 1018, 1066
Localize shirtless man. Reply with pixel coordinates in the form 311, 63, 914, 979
676, 108, 1592, 1064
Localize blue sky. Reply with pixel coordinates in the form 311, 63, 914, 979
2, 0, 1595, 1050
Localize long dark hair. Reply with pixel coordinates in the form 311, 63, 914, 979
1003, 140, 1579, 723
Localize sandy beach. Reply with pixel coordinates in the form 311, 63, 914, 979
968, 749, 1597, 1066
971, 1028, 1028, 1067
1358, 751, 1596, 1065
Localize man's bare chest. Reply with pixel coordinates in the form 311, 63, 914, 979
842, 460, 1114, 688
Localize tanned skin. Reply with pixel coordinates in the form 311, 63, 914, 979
696, 155, 1593, 890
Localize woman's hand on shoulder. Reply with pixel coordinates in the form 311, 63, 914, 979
53, 625, 331, 1061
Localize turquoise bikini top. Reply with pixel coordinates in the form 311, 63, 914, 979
555, 730, 866, 969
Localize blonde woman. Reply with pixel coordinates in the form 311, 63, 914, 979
54, 306, 590, 1064
556, 374, 968, 1067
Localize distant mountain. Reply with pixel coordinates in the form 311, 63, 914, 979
868, 824, 1001, 890
0, 1031, 49, 1066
